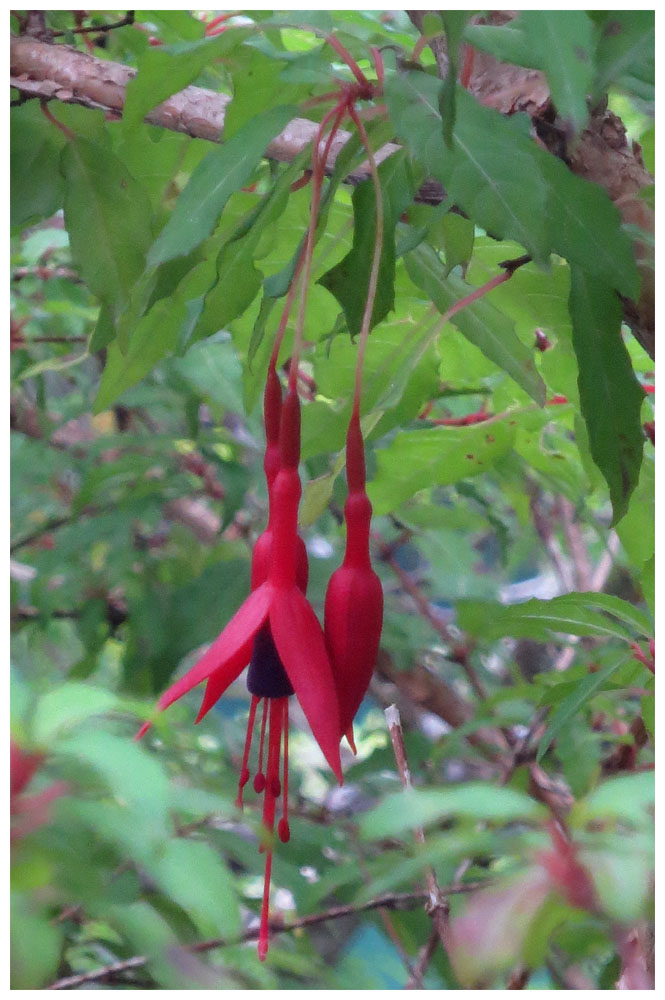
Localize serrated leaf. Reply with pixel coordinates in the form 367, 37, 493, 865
319, 152, 414, 336
569, 267, 644, 523
123, 30, 249, 130
406, 244, 546, 404
94, 257, 217, 411
61, 138, 153, 321
385, 72, 551, 263
147, 105, 298, 267
360, 783, 545, 840
540, 157, 640, 300
368, 414, 516, 515
536, 654, 631, 762
520, 12, 594, 133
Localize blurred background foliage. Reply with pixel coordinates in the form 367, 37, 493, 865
10, 9, 653, 990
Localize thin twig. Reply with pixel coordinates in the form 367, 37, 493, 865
48, 884, 488, 989
50, 11, 135, 37
384, 705, 453, 966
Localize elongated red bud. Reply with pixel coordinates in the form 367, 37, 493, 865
324, 414, 383, 737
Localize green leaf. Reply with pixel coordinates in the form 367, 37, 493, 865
458, 593, 648, 643
319, 152, 415, 336
173, 332, 244, 412
569, 267, 644, 523
520, 12, 594, 133
57, 730, 170, 832
536, 654, 631, 762
32, 683, 118, 744
94, 257, 217, 411
406, 244, 546, 404
583, 837, 654, 923
11, 104, 65, 227
360, 783, 545, 840
539, 157, 640, 300
463, 23, 536, 68
593, 11, 654, 101
123, 30, 249, 130
61, 137, 154, 321
10, 895, 63, 989
571, 770, 654, 827
94, 297, 186, 413
439, 12, 471, 146
368, 414, 516, 515
147, 105, 298, 267
147, 839, 241, 939
385, 72, 551, 263
439, 212, 475, 275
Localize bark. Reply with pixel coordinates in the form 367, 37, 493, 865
10, 29, 654, 355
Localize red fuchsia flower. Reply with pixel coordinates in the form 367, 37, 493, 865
139, 383, 342, 960
10, 740, 67, 842
324, 408, 383, 749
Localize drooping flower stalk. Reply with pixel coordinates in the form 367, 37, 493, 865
324, 109, 385, 747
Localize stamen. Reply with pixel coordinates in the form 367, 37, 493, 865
256, 700, 287, 957
278, 699, 291, 843
236, 695, 260, 809
253, 699, 269, 793
258, 847, 274, 962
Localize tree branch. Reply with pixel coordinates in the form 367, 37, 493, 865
47, 884, 488, 989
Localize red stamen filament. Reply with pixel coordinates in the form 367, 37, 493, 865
236, 695, 260, 808
253, 699, 268, 793
278, 699, 290, 843
258, 698, 285, 961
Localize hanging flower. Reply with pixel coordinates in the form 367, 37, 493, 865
139, 386, 342, 960
324, 409, 383, 748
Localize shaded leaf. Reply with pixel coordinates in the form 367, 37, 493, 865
520, 11, 594, 133
319, 152, 415, 336
62, 138, 153, 322
569, 267, 644, 523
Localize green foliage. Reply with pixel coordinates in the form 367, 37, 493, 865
10, 9, 653, 991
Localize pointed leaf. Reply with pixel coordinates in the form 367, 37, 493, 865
61, 137, 153, 321
270, 588, 342, 781
123, 31, 248, 130
569, 266, 644, 523
148, 105, 298, 267
521, 11, 594, 133
318, 153, 415, 337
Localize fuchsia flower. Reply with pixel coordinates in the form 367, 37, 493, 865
324, 408, 383, 747
139, 374, 342, 960
10, 740, 67, 842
